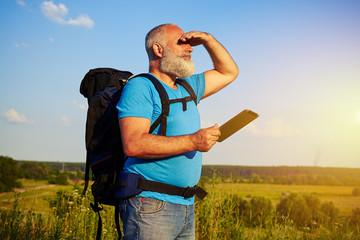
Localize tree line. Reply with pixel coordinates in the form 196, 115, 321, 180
2, 156, 360, 194
0, 156, 84, 193
202, 165, 360, 186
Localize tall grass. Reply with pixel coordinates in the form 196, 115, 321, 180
0, 187, 118, 240
195, 174, 360, 240
1, 179, 359, 239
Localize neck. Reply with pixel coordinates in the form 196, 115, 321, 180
149, 66, 178, 89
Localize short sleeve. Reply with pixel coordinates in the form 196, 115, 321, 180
116, 77, 154, 120
184, 73, 205, 103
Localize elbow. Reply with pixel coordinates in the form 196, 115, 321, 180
232, 64, 240, 80
123, 144, 139, 158
122, 139, 147, 158
225, 64, 239, 84
235, 67, 240, 78
227, 68, 239, 86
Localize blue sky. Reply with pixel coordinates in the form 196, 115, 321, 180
1, 0, 359, 168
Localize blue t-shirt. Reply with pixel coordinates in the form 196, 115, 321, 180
116, 73, 205, 205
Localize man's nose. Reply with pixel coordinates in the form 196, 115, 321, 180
186, 44, 193, 53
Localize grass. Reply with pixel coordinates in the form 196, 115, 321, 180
212, 182, 359, 216
0, 179, 73, 213
0, 178, 359, 239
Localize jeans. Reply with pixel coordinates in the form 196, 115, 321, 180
119, 197, 195, 240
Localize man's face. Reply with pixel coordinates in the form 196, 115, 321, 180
159, 25, 195, 78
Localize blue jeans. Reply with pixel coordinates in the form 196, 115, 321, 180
119, 197, 195, 240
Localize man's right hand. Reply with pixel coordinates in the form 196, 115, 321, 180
191, 124, 221, 152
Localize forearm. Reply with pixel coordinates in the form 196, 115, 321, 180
204, 35, 239, 78
180, 31, 239, 99
120, 118, 220, 159
123, 133, 195, 159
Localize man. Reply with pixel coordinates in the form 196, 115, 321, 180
116, 23, 239, 240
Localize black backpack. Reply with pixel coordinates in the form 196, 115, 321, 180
80, 68, 207, 240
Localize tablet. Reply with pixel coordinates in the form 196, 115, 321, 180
217, 109, 259, 142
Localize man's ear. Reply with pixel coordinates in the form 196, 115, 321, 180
152, 43, 163, 58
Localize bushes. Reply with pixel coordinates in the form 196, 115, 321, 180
352, 187, 360, 196
350, 207, 360, 227
18, 161, 58, 180
48, 173, 69, 185
0, 156, 22, 193
0, 188, 119, 240
195, 189, 359, 239
250, 196, 274, 227
319, 201, 339, 224
1, 175, 359, 240
277, 193, 312, 227
276, 192, 339, 228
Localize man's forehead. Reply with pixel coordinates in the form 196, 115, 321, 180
164, 25, 184, 40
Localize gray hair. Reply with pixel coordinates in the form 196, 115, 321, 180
145, 23, 177, 60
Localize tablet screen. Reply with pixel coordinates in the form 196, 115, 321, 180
217, 109, 259, 142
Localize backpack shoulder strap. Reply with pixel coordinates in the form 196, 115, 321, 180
175, 78, 197, 105
136, 73, 170, 136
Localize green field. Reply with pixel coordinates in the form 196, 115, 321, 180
1, 179, 359, 216
1, 179, 360, 239
212, 182, 360, 216
0, 179, 74, 213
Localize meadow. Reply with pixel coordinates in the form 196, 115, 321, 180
1, 177, 360, 240
213, 182, 360, 216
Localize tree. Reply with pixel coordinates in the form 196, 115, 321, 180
303, 193, 321, 223
18, 161, 57, 180
350, 207, 360, 227
276, 193, 312, 227
250, 196, 273, 227
0, 155, 22, 193
49, 173, 69, 185
352, 187, 360, 196
319, 201, 339, 224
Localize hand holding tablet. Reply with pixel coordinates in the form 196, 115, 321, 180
217, 109, 259, 142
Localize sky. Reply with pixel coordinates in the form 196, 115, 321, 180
1, 0, 359, 168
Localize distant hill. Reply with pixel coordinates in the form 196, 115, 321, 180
202, 165, 360, 186
15, 160, 360, 186
16, 160, 85, 172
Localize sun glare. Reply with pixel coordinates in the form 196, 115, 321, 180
356, 111, 360, 124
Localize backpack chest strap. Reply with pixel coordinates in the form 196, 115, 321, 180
167, 95, 196, 111
136, 74, 198, 136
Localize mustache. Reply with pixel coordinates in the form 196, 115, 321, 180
180, 53, 192, 58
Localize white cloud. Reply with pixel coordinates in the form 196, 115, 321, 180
246, 118, 302, 138
16, 0, 27, 7
60, 115, 71, 126
67, 15, 94, 29
15, 42, 30, 48
245, 123, 262, 135
49, 37, 55, 43
72, 100, 87, 110
41, 1, 68, 24
79, 104, 87, 110
41, 1, 94, 29
3, 108, 33, 124
266, 118, 302, 137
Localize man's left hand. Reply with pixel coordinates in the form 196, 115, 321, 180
179, 31, 213, 47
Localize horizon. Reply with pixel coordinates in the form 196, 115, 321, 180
13, 158, 360, 170
1, 0, 360, 168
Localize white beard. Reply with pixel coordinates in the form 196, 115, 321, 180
159, 47, 195, 79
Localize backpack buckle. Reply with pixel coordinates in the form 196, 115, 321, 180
182, 186, 198, 199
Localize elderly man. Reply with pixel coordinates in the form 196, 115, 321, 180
116, 23, 238, 240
